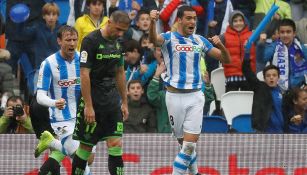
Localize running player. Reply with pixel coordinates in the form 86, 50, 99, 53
35, 25, 93, 175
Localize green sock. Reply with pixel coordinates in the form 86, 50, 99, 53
49, 150, 65, 163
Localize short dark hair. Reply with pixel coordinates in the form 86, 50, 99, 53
6, 96, 24, 107
263, 64, 280, 78
135, 10, 150, 22
127, 80, 142, 90
110, 10, 131, 25
278, 18, 296, 32
123, 39, 142, 54
86, 0, 104, 6
57, 25, 78, 39
177, 5, 195, 19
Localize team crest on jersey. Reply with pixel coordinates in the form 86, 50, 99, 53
58, 77, 81, 87
175, 44, 201, 53
80, 51, 88, 63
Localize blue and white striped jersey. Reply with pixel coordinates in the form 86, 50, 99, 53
161, 31, 213, 89
37, 51, 81, 123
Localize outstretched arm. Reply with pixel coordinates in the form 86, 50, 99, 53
149, 10, 164, 47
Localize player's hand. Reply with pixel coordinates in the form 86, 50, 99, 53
84, 106, 96, 124
55, 98, 66, 110
154, 62, 166, 77
209, 35, 223, 48
121, 103, 129, 121
150, 10, 159, 21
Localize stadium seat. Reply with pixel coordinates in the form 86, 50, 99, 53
221, 91, 254, 125
210, 67, 225, 101
202, 115, 229, 133
231, 114, 255, 133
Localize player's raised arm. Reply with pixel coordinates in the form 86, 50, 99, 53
149, 10, 164, 46
208, 35, 231, 64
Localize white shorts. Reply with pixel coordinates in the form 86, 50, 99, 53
165, 90, 205, 138
51, 119, 96, 156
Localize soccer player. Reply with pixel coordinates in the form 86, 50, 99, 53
71, 10, 130, 175
149, 6, 231, 175
34, 25, 92, 175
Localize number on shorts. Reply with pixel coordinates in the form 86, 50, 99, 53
169, 115, 174, 126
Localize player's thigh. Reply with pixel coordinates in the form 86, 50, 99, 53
184, 91, 205, 135
165, 92, 185, 138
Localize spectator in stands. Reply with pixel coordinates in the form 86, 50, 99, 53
259, 18, 307, 91
124, 10, 151, 42
221, 10, 255, 92
207, 0, 233, 37
253, 0, 291, 30
0, 49, 15, 99
125, 39, 157, 86
283, 87, 307, 133
0, 96, 34, 134
5, 0, 45, 74
231, 0, 255, 29
33, 3, 61, 70
147, 60, 172, 133
75, 0, 109, 51
13, 3, 62, 97
243, 53, 285, 133
256, 20, 280, 73
124, 80, 156, 133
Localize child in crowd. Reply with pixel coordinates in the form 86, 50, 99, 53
125, 80, 156, 133
243, 53, 284, 133
283, 87, 307, 133
124, 10, 151, 42
221, 10, 256, 92
259, 18, 307, 90
75, 0, 109, 51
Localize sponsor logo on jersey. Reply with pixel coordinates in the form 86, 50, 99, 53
175, 44, 202, 52
80, 51, 88, 63
58, 77, 81, 87
96, 53, 121, 60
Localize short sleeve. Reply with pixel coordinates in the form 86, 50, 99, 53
80, 36, 96, 69
37, 60, 52, 91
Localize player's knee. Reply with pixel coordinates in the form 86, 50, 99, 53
106, 137, 122, 148
181, 141, 196, 156
80, 143, 93, 152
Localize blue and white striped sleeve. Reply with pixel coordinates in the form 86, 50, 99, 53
37, 60, 52, 91
199, 36, 213, 53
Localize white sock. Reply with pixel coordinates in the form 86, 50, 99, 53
188, 151, 198, 175
172, 142, 196, 175
49, 139, 64, 153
